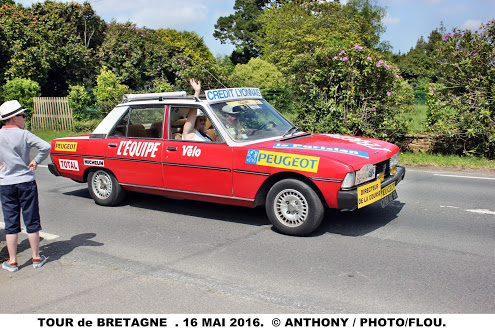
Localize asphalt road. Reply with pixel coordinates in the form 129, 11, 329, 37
1, 164, 494, 314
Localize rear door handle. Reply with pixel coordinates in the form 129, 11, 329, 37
167, 146, 177, 151
108, 143, 117, 147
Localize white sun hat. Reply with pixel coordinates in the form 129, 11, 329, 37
0, 100, 26, 120
221, 105, 241, 114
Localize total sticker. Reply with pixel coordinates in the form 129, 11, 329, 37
59, 159, 79, 171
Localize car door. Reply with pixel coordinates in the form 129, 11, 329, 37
105, 106, 165, 189
161, 105, 233, 199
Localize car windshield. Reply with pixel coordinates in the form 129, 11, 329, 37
209, 99, 294, 142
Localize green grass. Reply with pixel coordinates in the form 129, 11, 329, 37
32, 130, 89, 142
401, 104, 428, 133
401, 151, 495, 170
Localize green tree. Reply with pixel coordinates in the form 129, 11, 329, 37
231, 58, 282, 89
156, 28, 224, 89
395, 27, 443, 102
97, 22, 173, 91
0, 1, 104, 95
257, 0, 386, 69
1, 77, 41, 126
157, 29, 215, 64
67, 85, 92, 120
213, 0, 277, 64
287, 45, 412, 142
426, 20, 495, 158
93, 67, 129, 115
343, 0, 388, 50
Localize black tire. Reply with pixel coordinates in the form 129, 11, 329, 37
266, 179, 324, 236
87, 169, 126, 206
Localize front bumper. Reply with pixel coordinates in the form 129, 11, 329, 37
337, 166, 406, 211
48, 163, 61, 176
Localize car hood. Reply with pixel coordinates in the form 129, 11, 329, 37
252, 133, 400, 170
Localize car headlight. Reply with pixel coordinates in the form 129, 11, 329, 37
355, 163, 376, 185
341, 172, 356, 189
390, 151, 400, 175
390, 151, 400, 167
341, 163, 376, 189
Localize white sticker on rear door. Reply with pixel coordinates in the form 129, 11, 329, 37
59, 159, 79, 171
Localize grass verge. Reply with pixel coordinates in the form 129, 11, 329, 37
401, 151, 495, 171
32, 130, 89, 142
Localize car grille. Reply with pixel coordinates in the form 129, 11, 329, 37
375, 158, 391, 178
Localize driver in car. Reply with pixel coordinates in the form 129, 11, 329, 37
221, 105, 249, 140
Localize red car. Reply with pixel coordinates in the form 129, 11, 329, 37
49, 88, 405, 236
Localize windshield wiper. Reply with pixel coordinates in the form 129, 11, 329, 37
283, 126, 299, 137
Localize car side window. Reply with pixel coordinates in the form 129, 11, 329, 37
110, 107, 164, 139
168, 107, 223, 142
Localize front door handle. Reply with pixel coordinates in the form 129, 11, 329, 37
167, 146, 177, 151
108, 143, 117, 147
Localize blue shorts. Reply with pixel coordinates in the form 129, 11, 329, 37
1, 180, 42, 234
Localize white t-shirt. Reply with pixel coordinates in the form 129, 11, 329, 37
184, 129, 211, 142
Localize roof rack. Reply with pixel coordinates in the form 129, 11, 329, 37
122, 91, 188, 102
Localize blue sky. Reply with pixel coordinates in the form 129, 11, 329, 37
16, 0, 495, 56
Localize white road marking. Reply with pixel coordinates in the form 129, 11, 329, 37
434, 173, 495, 180
466, 209, 495, 216
0, 221, 59, 240
440, 206, 495, 216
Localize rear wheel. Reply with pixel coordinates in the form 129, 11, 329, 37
266, 179, 324, 236
87, 169, 126, 206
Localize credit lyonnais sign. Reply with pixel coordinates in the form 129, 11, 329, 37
205, 88, 262, 102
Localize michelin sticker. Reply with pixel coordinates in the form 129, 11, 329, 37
274, 143, 369, 159
59, 159, 79, 171
246, 149, 319, 173
84, 159, 104, 167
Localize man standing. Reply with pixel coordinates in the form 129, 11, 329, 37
0, 100, 51, 272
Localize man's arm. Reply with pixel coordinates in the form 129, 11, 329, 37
27, 132, 51, 168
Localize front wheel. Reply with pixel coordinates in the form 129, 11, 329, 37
266, 179, 324, 236
87, 169, 126, 206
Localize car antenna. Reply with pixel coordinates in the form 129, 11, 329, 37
185, 56, 228, 91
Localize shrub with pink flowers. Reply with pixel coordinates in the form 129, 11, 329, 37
287, 45, 413, 143
426, 19, 495, 158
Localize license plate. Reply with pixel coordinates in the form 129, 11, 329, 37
357, 180, 382, 208
381, 189, 398, 208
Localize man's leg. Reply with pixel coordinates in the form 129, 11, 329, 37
1, 184, 21, 266
5, 233, 19, 264
19, 181, 45, 266
28, 231, 40, 259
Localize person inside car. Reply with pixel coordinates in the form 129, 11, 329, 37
182, 78, 213, 142
221, 105, 250, 140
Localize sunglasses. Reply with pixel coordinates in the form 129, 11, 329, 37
197, 117, 206, 122
16, 113, 26, 118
